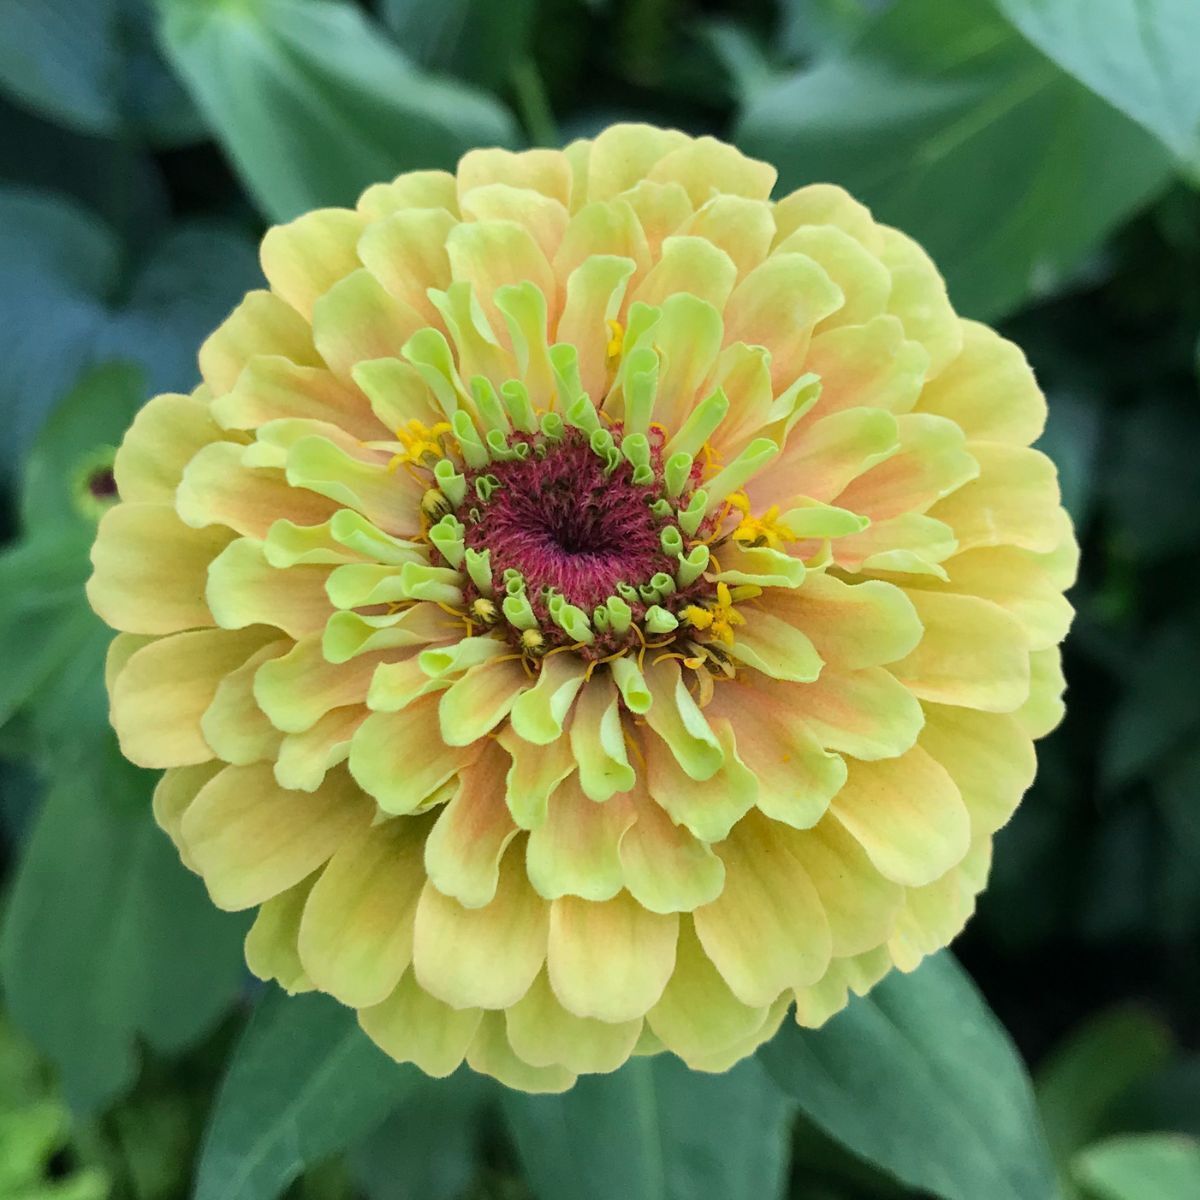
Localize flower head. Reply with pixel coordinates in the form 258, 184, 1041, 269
89, 124, 1076, 1092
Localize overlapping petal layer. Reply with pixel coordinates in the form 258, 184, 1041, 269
89, 125, 1075, 1092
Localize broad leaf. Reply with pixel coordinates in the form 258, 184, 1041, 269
0, 0, 203, 144
501, 1055, 794, 1200
995, 0, 1200, 176
0, 188, 259, 471
194, 989, 416, 1200
758, 952, 1059, 1200
0, 742, 250, 1113
158, 0, 520, 222
349, 1071, 492, 1200
1073, 1134, 1200, 1200
737, 0, 1172, 319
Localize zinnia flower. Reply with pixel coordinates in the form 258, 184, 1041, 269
89, 124, 1076, 1092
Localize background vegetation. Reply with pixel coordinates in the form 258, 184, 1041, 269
1, 0, 1198, 1197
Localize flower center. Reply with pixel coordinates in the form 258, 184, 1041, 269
463, 430, 673, 611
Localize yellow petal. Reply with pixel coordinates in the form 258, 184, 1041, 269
584, 124, 689, 202
413, 847, 547, 1009
617, 779, 726, 913
526, 775, 635, 902
111, 626, 275, 767
548, 891, 678, 1022
890, 590, 1031, 712
424, 742, 518, 908
642, 658, 723, 781
181, 764, 371, 910
879, 225, 961, 378
274, 705, 366, 792
681, 195, 774, 278
205, 538, 331, 639
647, 919, 768, 1063
646, 135, 776, 205
260, 207, 365, 318
509, 653, 585, 745
917, 320, 1046, 446
693, 810, 832, 1005
357, 207, 455, 323
152, 761, 221, 872
767, 573, 922, 670
836, 413, 979, 520
568, 674, 635, 801
176, 441, 337, 539
790, 818, 903, 957
200, 639, 289, 765
245, 875, 316, 994
199, 290, 320, 397
349, 697, 480, 815
458, 146, 573, 207
644, 718, 757, 844
113, 391, 224, 504
310, 268, 426, 381
928, 443, 1061, 553
462, 184, 568, 265
787, 665, 925, 761
89, 503, 234, 634
707, 681, 846, 830
466, 1010, 574, 1093
297, 816, 427, 1006
445, 219, 557, 329
1014, 645, 1066, 739
497, 725, 576, 829
773, 183, 883, 253
254, 634, 382, 733
723, 252, 843, 391
506, 969, 642, 1075
212, 356, 381, 442
829, 747, 971, 887
633, 235, 737, 312
360, 968, 482, 1078
919, 704, 1036, 836
776, 223, 891, 329
727, 611, 823, 682
357, 169, 458, 220
438, 656, 527, 746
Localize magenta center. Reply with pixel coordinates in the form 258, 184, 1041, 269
462, 431, 673, 611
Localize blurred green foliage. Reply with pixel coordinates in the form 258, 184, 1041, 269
1, 0, 1198, 1197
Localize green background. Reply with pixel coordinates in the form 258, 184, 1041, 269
1, 1, 1199, 1197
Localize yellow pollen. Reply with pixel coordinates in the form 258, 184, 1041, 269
388, 419, 454, 471
729, 492, 796, 550
683, 581, 751, 648
606, 319, 624, 360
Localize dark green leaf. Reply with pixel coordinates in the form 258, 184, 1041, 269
0, 741, 250, 1113
1037, 391, 1102, 531
758, 952, 1059, 1200
501, 1055, 793, 1200
1073, 1134, 1200, 1200
349, 1070, 491, 1200
994, 0, 1200, 176
380, 0, 536, 94
0, 187, 259, 471
157, 0, 519, 222
0, 0, 203, 144
194, 989, 416, 1200
737, 0, 1172, 319
1036, 1007, 1173, 1169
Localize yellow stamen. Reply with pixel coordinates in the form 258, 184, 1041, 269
606, 319, 624, 361
731, 493, 797, 550
388, 419, 455, 471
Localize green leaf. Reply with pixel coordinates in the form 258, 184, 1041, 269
994, 0, 1200, 177
194, 988, 416, 1200
1101, 612, 1200, 788
757, 952, 1059, 1200
0, 741, 250, 1114
1036, 391, 1101, 531
501, 1055, 794, 1200
736, 0, 1172, 319
0, 0, 204, 144
1036, 1007, 1173, 1180
380, 0, 536, 94
157, 0, 520, 222
349, 1071, 491, 1200
0, 187, 260, 471
1073, 1134, 1200, 1200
